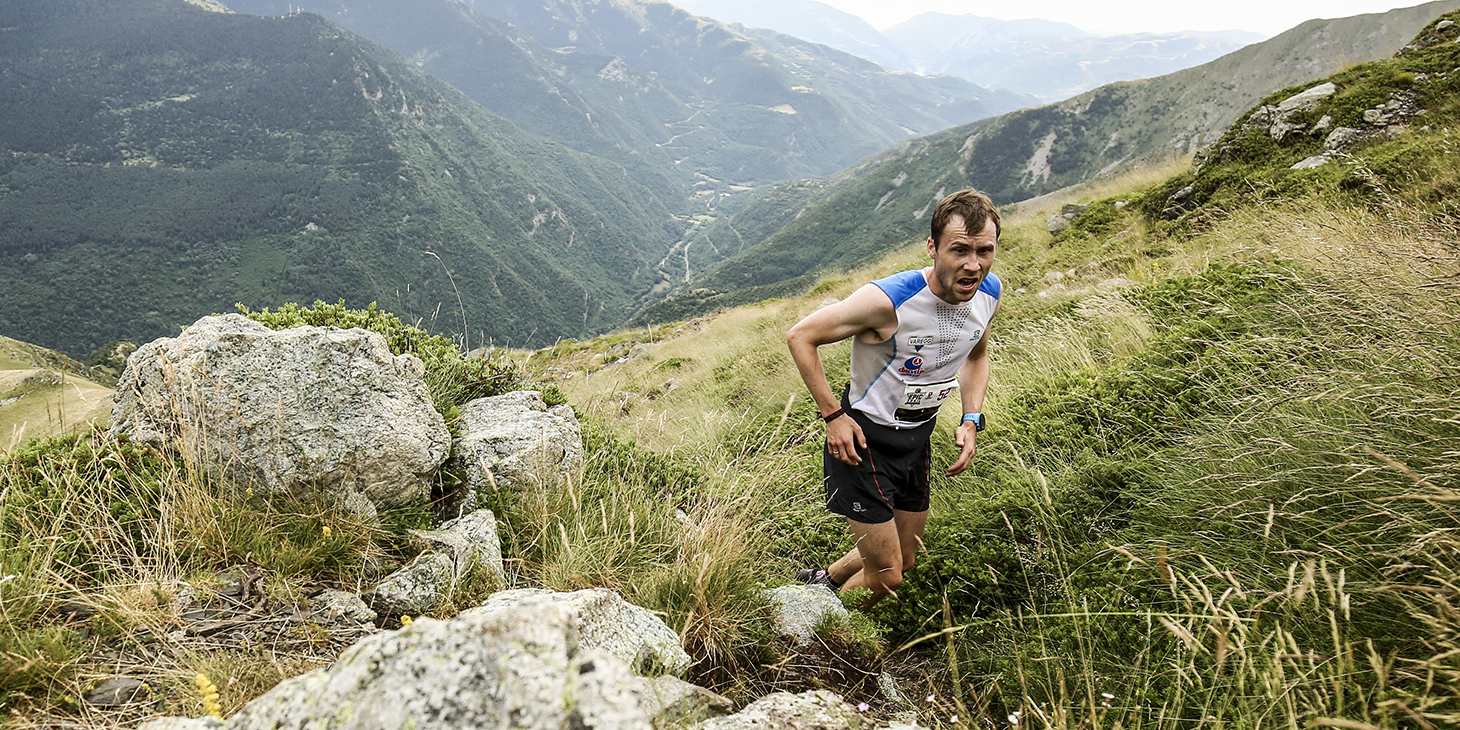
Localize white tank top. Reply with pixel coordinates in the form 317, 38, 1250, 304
848, 269, 1001, 429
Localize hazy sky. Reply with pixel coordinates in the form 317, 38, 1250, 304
816, 0, 1428, 36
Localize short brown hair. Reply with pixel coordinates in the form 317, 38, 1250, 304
930, 189, 1000, 247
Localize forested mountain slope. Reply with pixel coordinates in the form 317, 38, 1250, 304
223, 0, 1031, 210
634, 0, 1460, 324
0, 0, 681, 357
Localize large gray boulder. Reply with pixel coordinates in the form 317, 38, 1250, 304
449, 391, 583, 496
467, 588, 691, 677
110, 314, 449, 514
696, 690, 866, 730
219, 602, 650, 730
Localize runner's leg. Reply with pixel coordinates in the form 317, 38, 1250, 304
835, 518, 903, 609
826, 509, 928, 599
892, 509, 929, 574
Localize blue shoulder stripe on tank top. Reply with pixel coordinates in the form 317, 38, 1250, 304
852, 271, 926, 408
872, 270, 927, 308
979, 272, 1002, 299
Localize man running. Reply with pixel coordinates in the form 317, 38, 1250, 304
786, 188, 1001, 609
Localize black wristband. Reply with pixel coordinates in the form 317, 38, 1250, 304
822, 408, 846, 423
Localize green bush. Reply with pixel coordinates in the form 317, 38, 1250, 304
237, 300, 553, 412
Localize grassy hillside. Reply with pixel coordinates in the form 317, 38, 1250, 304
0, 337, 113, 453
635, 0, 1460, 325
0, 0, 681, 358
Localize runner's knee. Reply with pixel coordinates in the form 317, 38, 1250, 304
873, 566, 903, 592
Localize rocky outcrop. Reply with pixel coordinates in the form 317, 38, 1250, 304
1045, 203, 1090, 235
635, 676, 734, 726
448, 391, 583, 504
764, 584, 847, 647
466, 587, 691, 677
140, 594, 734, 730
367, 508, 506, 617
208, 602, 649, 730
1237, 82, 1336, 143
109, 315, 449, 515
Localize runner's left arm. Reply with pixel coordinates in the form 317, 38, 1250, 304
947, 309, 995, 476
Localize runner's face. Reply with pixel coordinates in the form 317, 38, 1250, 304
926, 214, 997, 304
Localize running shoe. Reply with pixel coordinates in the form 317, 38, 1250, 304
796, 567, 839, 589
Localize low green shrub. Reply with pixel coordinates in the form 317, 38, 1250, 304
237, 300, 544, 412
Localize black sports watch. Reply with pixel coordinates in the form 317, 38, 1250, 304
961, 412, 986, 432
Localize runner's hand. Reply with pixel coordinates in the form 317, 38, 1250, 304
827, 414, 866, 466
947, 421, 978, 476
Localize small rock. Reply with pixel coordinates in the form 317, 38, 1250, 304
634, 675, 734, 726
764, 584, 847, 647
878, 672, 907, 707
368, 552, 455, 617
1291, 154, 1331, 170
1363, 108, 1384, 124
698, 690, 865, 730
1043, 270, 1065, 283
173, 585, 200, 613
1325, 126, 1367, 151
138, 718, 225, 730
1439, 19, 1454, 29
312, 590, 378, 625
84, 676, 151, 706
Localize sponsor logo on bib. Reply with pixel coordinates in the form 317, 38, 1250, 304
898, 356, 925, 375
909, 335, 935, 352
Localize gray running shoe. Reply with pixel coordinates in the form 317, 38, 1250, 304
796, 567, 839, 589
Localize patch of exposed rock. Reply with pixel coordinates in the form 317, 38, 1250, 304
367, 508, 506, 617
446, 391, 583, 512
1045, 203, 1089, 235
697, 690, 867, 730
466, 587, 691, 677
764, 584, 847, 647
109, 314, 449, 515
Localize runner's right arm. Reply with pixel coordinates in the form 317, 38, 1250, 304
786, 284, 898, 465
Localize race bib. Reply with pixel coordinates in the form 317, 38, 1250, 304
898, 379, 958, 411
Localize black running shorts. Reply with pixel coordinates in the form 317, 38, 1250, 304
824, 403, 936, 524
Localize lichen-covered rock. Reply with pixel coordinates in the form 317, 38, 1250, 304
1045, 203, 1089, 235
367, 552, 454, 617
633, 675, 734, 727
765, 584, 847, 647
137, 718, 225, 730
311, 590, 377, 625
696, 690, 865, 730
449, 390, 583, 495
109, 314, 449, 514
223, 603, 651, 730
366, 508, 506, 617
467, 587, 690, 677
413, 508, 507, 588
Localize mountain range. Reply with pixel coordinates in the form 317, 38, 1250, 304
634, 0, 1460, 324
674, 0, 1264, 101
6, 0, 1460, 360
0, 0, 1029, 359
